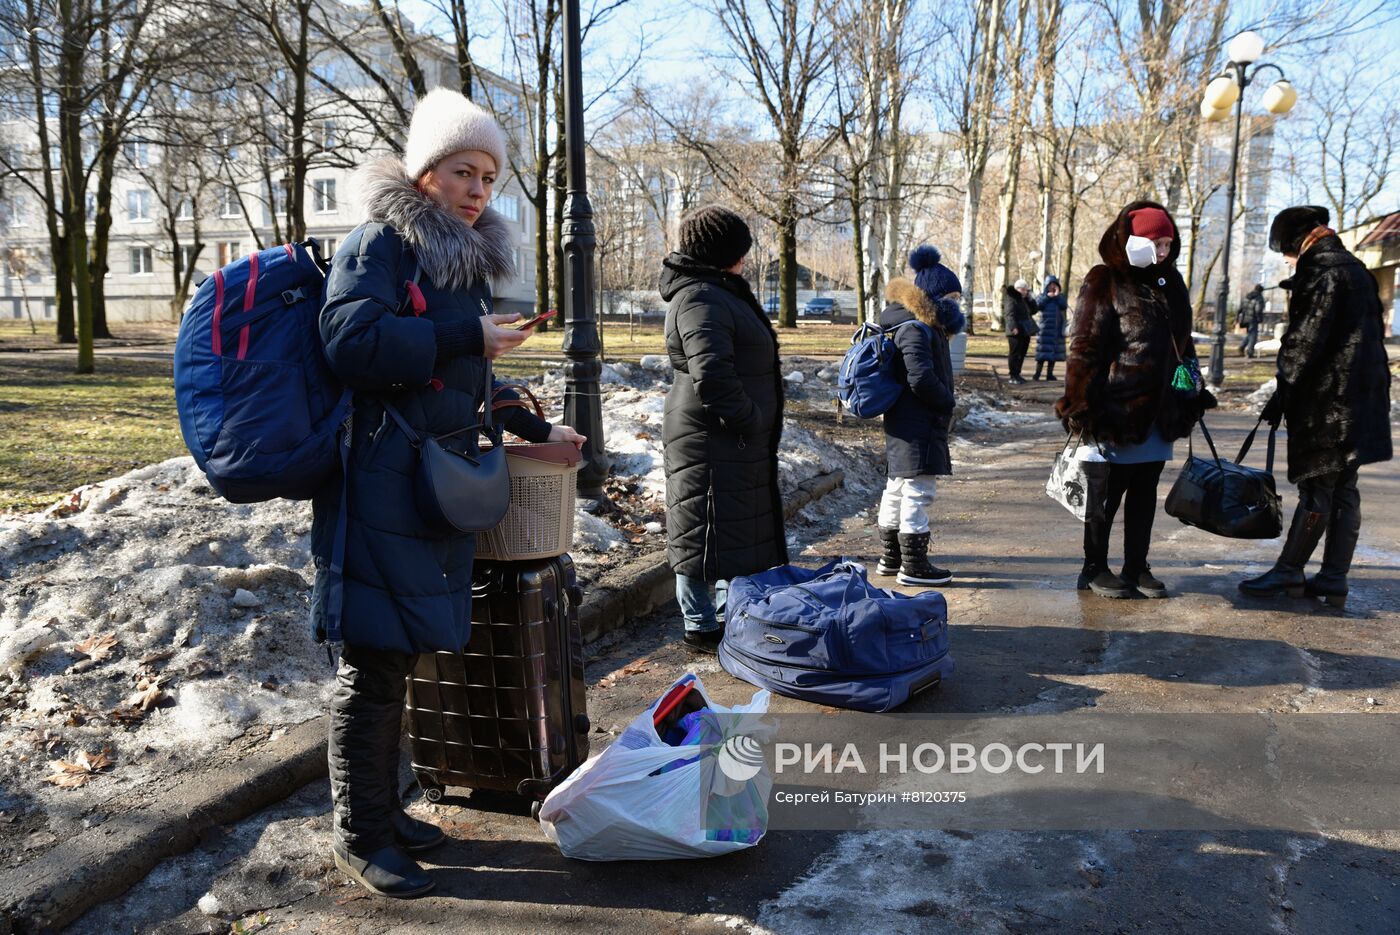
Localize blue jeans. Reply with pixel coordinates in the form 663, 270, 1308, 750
675, 575, 728, 634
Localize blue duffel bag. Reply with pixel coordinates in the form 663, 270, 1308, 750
718, 560, 954, 713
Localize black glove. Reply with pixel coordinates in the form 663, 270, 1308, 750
1260, 391, 1284, 428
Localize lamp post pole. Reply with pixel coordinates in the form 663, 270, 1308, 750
1208, 61, 1247, 389
560, 0, 610, 504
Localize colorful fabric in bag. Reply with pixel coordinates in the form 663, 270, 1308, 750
1165, 417, 1282, 539
719, 560, 953, 713
538, 674, 772, 860
174, 241, 349, 503
837, 322, 914, 418
1046, 432, 1110, 523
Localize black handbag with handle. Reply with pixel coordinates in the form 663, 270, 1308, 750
1164, 416, 1282, 539
381, 362, 511, 534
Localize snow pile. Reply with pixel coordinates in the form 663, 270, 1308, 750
1246, 377, 1277, 413
603, 389, 668, 500
955, 388, 1055, 431
0, 458, 329, 812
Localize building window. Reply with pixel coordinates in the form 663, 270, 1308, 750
493, 193, 520, 223
127, 188, 151, 221
319, 237, 337, 257
219, 186, 240, 219
1, 197, 24, 227
122, 140, 150, 166
129, 246, 153, 275
176, 196, 195, 220
319, 120, 337, 151
175, 244, 200, 276
217, 241, 242, 267
313, 179, 336, 214
262, 183, 288, 227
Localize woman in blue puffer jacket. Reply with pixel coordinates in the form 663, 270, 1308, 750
1033, 274, 1068, 380
310, 89, 583, 899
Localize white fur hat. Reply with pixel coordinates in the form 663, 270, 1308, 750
1013, 278, 1030, 290
403, 88, 508, 180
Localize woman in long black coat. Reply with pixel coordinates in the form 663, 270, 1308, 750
1240, 205, 1393, 607
660, 206, 786, 652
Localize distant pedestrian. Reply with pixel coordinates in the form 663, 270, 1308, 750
1054, 201, 1215, 599
1002, 279, 1038, 384
1239, 206, 1393, 609
1033, 275, 1068, 380
874, 245, 963, 586
660, 205, 787, 653
1236, 283, 1265, 357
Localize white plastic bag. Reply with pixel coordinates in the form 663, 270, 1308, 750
538, 674, 773, 861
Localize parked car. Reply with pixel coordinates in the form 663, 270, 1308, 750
800, 296, 854, 323
763, 295, 780, 317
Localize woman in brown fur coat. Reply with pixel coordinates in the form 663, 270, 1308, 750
1054, 201, 1214, 599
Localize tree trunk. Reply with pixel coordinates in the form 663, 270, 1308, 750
58, 0, 93, 372
848, 184, 867, 326
992, 0, 1033, 297
1061, 197, 1078, 289
89, 130, 118, 340
777, 209, 798, 329
958, 175, 982, 333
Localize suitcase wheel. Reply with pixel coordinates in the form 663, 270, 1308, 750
530, 800, 543, 822
418, 776, 446, 804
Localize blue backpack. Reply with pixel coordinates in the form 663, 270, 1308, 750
718, 560, 954, 713
837, 321, 917, 418
174, 242, 350, 503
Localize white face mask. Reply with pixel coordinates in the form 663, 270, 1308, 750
1125, 235, 1158, 268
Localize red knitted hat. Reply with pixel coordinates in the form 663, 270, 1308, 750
1129, 207, 1174, 241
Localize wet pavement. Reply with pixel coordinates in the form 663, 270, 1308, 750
69, 407, 1400, 935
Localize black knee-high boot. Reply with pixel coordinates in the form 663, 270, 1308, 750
329, 646, 434, 898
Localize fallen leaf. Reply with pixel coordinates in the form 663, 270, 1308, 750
125, 678, 166, 711
42, 749, 114, 788
139, 649, 177, 666
74, 633, 119, 662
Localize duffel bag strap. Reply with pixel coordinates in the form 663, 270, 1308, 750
1233, 417, 1278, 474
1195, 416, 1224, 467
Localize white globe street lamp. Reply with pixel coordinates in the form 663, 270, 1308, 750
1226, 30, 1265, 64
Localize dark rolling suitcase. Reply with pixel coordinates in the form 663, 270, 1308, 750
406, 554, 590, 817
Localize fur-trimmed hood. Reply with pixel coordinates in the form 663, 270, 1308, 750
351, 156, 515, 290
885, 278, 964, 334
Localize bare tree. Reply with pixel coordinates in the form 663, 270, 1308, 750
648, 0, 839, 329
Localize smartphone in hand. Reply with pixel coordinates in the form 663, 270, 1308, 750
513, 308, 558, 330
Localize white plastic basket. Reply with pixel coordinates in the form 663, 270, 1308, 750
476, 442, 581, 561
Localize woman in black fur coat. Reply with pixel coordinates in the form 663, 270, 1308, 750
1054, 201, 1214, 599
1239, 205, 1393, 608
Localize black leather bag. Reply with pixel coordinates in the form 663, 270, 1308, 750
1164, 417, 1282, 539
382, 364, 510, 534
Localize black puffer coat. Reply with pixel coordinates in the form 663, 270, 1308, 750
659, 253, 787, 580
1274, 234, 1393, 482
309, 157, 551, 654
881, 279, 956, 478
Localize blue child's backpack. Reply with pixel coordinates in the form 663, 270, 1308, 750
837, 322, 916, 418
719, 560, 954, 713
174, 242, 349, 503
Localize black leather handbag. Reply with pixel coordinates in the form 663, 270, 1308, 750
382, 364, 510, 534
1164, 416, 1282, 539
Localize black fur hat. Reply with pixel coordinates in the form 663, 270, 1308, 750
1268, 205, 1329, 254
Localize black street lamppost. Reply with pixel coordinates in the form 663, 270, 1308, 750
560, 0, 610, 505
1200, 31, 1297, 387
